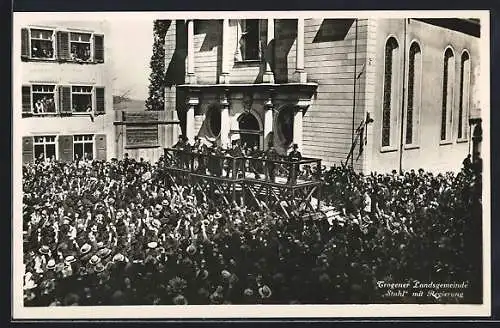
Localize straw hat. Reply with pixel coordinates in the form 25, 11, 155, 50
89, 255, 101, 265
80, 243, 91, 255
39, 245, 50, 255
97, 248, 112, 259
65, 255, 76, 264
24, 279, 38, 290
112, 253, 125, 262
46, 259, 56, 270
147, 241, 158, 249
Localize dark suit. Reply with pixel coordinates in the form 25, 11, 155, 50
287, 149, 302, 185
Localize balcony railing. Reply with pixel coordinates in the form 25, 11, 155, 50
163, 147, 322, 187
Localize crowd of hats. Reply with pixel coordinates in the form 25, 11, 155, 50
22, 155, 482, 306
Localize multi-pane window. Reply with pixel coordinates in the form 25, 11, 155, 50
33, 136, 56, 161
458, 51, 471, 139
30, 29, 54, 59
22, 84, 105, 116
441, 48, 455, 141
70, 32, 92, 61
71, 86, 93, 112
21, 27, 104, 63
238, 20, 260, 61
73, 135, 94, 160
382, 37, 399, 148
405, 42, 422, 145
32, 85, 56, 114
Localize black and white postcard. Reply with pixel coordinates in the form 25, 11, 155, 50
12, 10, 491, 319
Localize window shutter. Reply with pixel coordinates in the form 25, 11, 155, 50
21, 28, 30, 59
22, 85, 32, 113
94, 34, 104, 63
58, 135, 73, 162
95, 134, 107, 161
95, 87, 105, 114
56, 31, 70, 60
22, 136, 34, 164
58, 86, 71, 113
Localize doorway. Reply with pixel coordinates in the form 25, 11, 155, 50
238, 112, 261, 149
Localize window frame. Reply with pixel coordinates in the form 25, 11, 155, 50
404, 40, 423, 149
457, 50, 471, 142
69, 31, 94, 62
28, 27, 56, 61
30, 84, 58, 115
73, 134, 95, 160
70, 85, 94, 114
23, 26, 102, 64
380, 35, 401, 152
33, 135, 57, 161
440, 46, 456, 145
236, 19, 262, 62
22, 83, 102, 117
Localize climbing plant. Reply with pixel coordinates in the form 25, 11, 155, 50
145, 20, 171, 111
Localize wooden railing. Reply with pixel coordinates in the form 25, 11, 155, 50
163, 148, 322, 186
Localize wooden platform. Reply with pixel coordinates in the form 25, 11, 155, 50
163, 148, 324, 215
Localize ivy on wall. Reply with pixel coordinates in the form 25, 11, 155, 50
145, 20, 171, 111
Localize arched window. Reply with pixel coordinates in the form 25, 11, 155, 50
458, 51, 471, 139
206, 105, 221, 138
238, 112, 261, 149
405, 42, 422, 145
441, 48, 455, 141
382, 37, 399, 147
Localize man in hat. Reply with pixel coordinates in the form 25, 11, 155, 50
191, 136, 204, 173
195, 143, 210, 175
180, 135, 193, 170
226, 140, 244, 179
209, 144, 224, 177
287, 143, 302, 185
173, 134, 185, 150
173, 135, 187, 169
193, 136, 202, 153
265, 146, 279, 183
249, 145, 263, 179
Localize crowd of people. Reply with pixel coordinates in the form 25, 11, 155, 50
170, 136, 307, 184
33, 97, 56, 114
31, 44, 54, 59
21, 149, 483, 306
70, 44, 92, 62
